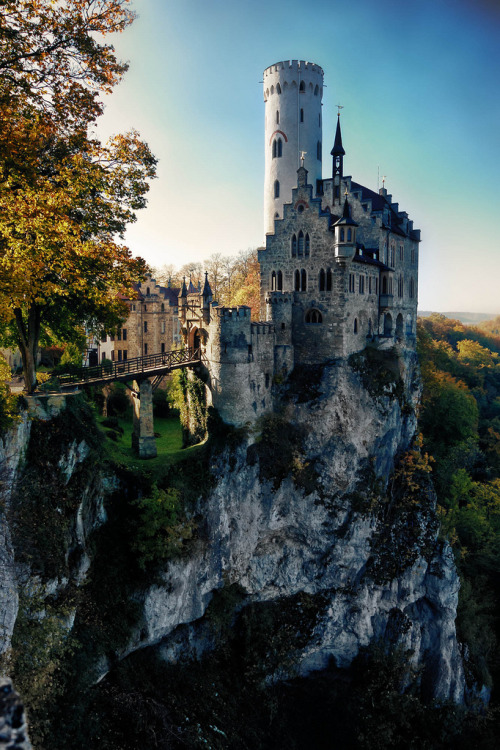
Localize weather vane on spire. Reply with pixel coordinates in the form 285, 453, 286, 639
336, 104, 344, 116
300, 150, 307, 166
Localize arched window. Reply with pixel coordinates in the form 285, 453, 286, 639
271, 271, 277, 291
305, 309, 322, 324
272, 140, 276, 158
354, 318, 358, 334
277, 138, 282, 157
146, 287, 150, 296
271, 85, 274, 95
276, 83, 281, 94
347, 228, 352, 242
291, 234, 297, 257
305, 233, 310, 257
277, 270, 283, 291
314, 84, 319, 95
317, 141, 322, 160
326, 269, 332, 291
161, 303, 165, 311
409, 277, 415, 299
300, 108, 304, 122
301, 269, 307, 291
299, 80, 305, 92
274, 180, 280, 198
275, 212, 279, 218
298, 230, 304, 257
276, 110, 279, 124
319, 269, 326, 291
294, 270, 300, 291
340, 228, 345, 242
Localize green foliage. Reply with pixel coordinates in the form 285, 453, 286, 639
152, 386, 170, 417
368, 436, 438, 583
3, 584, 77, 748
176, 368, 208, 445
248, 412, 310, 491
349, 346, 407, 407
0, 350, 19, 433
132, 485, 195, 571
9, 394, 103, 580
106, 382, 129, 417
417, 315, 500, 695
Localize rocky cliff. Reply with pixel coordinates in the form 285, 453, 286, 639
129, 348, 464, 703
0, 348, 467, 745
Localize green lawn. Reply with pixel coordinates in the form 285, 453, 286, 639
97, 411, 206, 478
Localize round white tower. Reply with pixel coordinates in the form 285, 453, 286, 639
263, 60, 324, 235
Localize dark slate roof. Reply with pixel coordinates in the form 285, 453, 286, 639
330, 116, 345, 157
187, 280, 197, 294
157, 286, 180, 305
332, 196, 358, 227
353, 254, 390, 270
350, 181, 407, 237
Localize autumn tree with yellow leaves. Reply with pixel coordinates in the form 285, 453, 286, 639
0, 1, 156, 392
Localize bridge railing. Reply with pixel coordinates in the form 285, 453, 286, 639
58, 347, 201, 385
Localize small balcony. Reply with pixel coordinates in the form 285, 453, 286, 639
379, 293, 394, 310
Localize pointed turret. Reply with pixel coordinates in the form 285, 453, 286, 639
179, 276, 187, 322
332, 195, 358, 261
202, 271, 212, 300
202, 271, 213, 323
331, 113, 345, 206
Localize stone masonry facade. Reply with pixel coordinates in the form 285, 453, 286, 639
179, 96, 420, 427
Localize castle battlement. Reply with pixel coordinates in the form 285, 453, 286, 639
215, 305, 251, 320
264, 60, 324, 76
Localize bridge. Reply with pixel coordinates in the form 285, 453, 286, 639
59, 347, 201, 388
58, 347, 202, 460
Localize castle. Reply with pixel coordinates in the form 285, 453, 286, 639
179, 60, 420, 428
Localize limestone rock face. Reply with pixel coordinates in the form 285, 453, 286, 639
134, 351, 465, 702
0, 414, 31, 655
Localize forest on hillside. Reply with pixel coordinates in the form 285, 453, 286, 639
417, 314, 500, 701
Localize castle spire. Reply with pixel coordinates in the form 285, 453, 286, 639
180, 276, 187, 299
331, 112, 345, 206
202, 271, 212, 300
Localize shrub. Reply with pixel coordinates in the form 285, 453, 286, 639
107, 383, 129, 417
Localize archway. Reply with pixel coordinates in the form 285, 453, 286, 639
384, 313, 393, 337
189, 326, 201, 351
395, 313, 404, 340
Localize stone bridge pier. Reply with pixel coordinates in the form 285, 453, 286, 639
131, 378, 157, 459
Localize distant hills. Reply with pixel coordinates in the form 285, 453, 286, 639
418, 311, 498, 325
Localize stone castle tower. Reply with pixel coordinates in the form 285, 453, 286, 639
264, 61, 324, 235
179, 60, 420, 427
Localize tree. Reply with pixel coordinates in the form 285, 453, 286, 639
0, 1, 156, 392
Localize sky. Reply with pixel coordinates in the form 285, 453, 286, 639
96, 0, 500, 314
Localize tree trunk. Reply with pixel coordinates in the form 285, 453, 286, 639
14, 305, 41, 394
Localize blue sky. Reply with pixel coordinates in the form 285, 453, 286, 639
98, 0, 500, 313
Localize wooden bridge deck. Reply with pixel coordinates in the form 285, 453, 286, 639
58, 347, 202, 388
